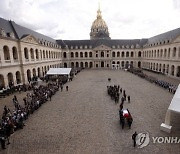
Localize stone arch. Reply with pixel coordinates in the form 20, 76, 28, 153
125, 61, 129, 68
121, 51, 124, 57
168, 48, 171, 58
121, 61, 125, 67
46, 50, 48, 58
156, 63, 158, 71
164, 49, 167, 58
173, 47, 176, 57
171, 65, 175, 76
159, 64, 162, 72
71, 62, 74, 68
0, 75, 5, 89
75, 52, 78, 57
27, 69, 31, 81
162, 64, 166, 74
76, 62, 79, 67
138, 61, 141, 68
15, 71, 21, 84
3, 45, 10, 61
42, 67, 44, 76
37, 67, 41, 77
63, 52, 67, 58
32, 68, 36, 77
166, 65, 169, 74
71, 52, 74, 58
117, 52, 120, 57
36, 49, 39, 59
126, 51, 129, 57
80, 52, 83, 58
30, 48, 34, 60
80, 62, 84, 68
64, 62, 67, 68
101, 51, 104, 57
89, 62, 93, 68
101, 61, 104, 67
176, 66, 180, 77
24, 47, 29, 59
112, 52, 115, 57
89, 52, 92, 57
130, 61, 133, 68
131, 52, 134, 57
7, 72, 14, 85
44, 66, 47, 74
85, 52, 88, 57
85, 62, 88, 67
12, 46, 18, 60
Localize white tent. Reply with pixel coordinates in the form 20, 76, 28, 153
161, 84, 180, 133
46, 68, 72, 75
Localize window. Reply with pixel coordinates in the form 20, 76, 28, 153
112, 52, 115, 57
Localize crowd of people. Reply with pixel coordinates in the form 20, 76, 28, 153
0, 81, 68, 150
128, 68, 177, 94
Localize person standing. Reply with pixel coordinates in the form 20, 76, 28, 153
128, 96, 131, 103
0, 126, 6, 149
132, 132, 137, 147
61, 85, 63, 91
66, 86, 68, 91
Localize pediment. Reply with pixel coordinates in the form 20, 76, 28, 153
93, 44, 112, 50
21, 34, 39, 44
172, 35, 180, 43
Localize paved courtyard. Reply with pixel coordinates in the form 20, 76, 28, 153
0, 69, 180, 154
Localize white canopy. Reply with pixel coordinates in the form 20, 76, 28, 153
168, 84, 180, 113
161, 84, 180, 133
46, 68, 72, 75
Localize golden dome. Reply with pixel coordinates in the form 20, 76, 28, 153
90, 7, 110, 40
91, 9, 108, 29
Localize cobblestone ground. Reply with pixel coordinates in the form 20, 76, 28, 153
0, 69, 180, 154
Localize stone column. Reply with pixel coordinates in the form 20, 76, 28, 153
160, 109, 172, 133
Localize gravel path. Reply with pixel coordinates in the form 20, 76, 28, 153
0, 69, 180, 154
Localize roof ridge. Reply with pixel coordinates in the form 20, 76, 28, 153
9, 20, 19, 39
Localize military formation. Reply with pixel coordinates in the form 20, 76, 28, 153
107, 81, 133, 130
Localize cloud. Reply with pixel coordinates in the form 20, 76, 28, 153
173, 0, 180, 9
0, 0, 179, 40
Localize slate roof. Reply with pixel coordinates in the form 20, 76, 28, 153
147, 27, 180, 45
0, 17, 57, 44
56, 39, 148, 49
0, 17, 18, 39
10, 20, 57, 43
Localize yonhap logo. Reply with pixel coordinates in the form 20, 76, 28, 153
136, 132, 150, 148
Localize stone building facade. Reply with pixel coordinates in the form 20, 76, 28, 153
0, 8, 180, 89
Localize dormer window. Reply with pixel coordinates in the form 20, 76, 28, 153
136, 44, 140, 48
0, 28, 6, 37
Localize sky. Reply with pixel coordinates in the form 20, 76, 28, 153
0, 0, 180, 40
